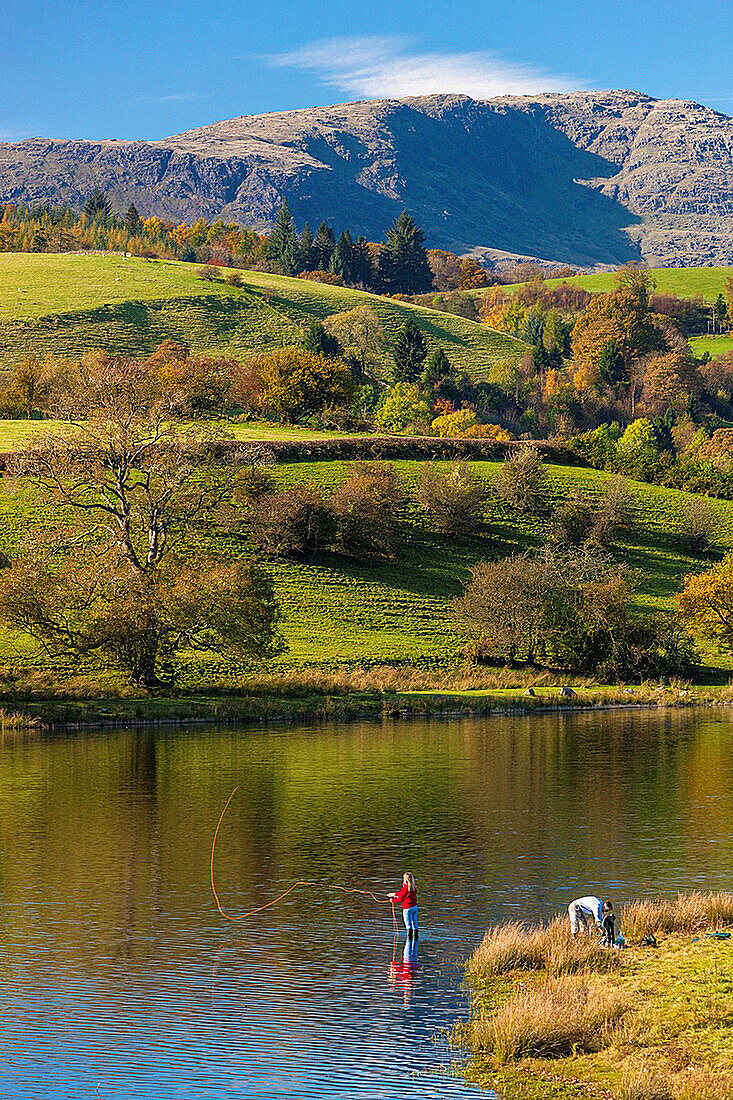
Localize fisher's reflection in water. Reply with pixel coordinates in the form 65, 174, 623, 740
389, 934, 419, 1005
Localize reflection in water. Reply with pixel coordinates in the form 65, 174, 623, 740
390, 934, 419, 1005
1, 710, 733, 1097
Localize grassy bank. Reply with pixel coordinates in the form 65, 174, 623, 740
458, 894, 733, 1099
0, 252, 525, 376
1, 456, 733, 704
0, 677, 725, 731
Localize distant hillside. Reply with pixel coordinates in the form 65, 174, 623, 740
536, 266, 733, 302
0, 253, 525, 375
2, 92, 733, 267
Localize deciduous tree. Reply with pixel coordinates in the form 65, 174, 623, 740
0, 353, 283, 686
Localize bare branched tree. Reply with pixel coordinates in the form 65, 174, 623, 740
0, 352, 283, 686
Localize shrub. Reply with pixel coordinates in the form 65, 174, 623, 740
431, 408, 478, 437
257, 347, 357, 422
250, 486, 336, 559
495, 448, 548, 513
198, 265, 217, 281
570, 423, 621, 468
615, 418, 665, 480
374, 383, 431, 435
593, 474, 635, 544
474, 974, 627, 1062
332, 462, 403, 561
431, 408, 512, 440
416, 461, 488, 535
678, 497, 717, 555
551, 493, 596, 546
226, 270, 243, 287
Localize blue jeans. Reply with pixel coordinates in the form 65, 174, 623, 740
403, 905, 418, 932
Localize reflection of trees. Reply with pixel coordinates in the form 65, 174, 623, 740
3, 711, 733, 983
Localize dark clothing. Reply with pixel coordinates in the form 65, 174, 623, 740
601, 912, 615, 947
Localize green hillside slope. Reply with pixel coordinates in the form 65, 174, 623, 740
0, 253, 525, 377
539, 266, 733, 302
1, 456, 730, 680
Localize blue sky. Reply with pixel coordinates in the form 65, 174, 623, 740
2, 0, 732, 141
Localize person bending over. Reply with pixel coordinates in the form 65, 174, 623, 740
389, 873, 418, 935
568, 895, 604, 936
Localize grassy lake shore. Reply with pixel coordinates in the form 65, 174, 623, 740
457, 895, 733, 1100
1, 676, 731, 730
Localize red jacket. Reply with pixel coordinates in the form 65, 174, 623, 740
393, 884, 417, 909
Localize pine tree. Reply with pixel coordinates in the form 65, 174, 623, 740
328, 231, 352, 283
380, 211, 433, 294
392, 318, 428, 382
714, 293, 729, 332
314, 222, 336, 270
124, 203, 141, 235
303, 320, 342, 358
83, 188, 112, 223
299, 222, 315, 270
423, 348, 451, 392
350, 236, 374, 289
267, 200, 300, 276
598, 339, 627, 387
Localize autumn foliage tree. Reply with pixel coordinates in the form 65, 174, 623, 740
256, 347, 357, 421
678, 554, 733, 652
571, 266, 665, 392
0, 353, 283, 686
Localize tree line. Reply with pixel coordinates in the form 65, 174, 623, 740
0, 194, 496, 295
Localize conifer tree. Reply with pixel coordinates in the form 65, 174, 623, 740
83, 188, 112, 223
314, 222, 336, 270
714, 292, 729, 332
392, 318, 428, 382
350, 236, 374, 289
267, 200, 300, 276
124, 203, 141, 234
303, 320, 342, 358
422, 348, 451, 393
379, 210, 433, 294
329, 231, 352, 283
299, 222, 315, 270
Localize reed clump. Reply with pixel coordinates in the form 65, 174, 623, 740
621, 892, 733, 939
473, 973, 628, 1062
620, 1065, 675, 1100
467, 918, 619, 980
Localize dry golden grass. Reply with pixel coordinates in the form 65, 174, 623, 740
467, 917, 619, 980
621, 892, 733, 939
620, 1065, 675, 1100
473, 973, 628, 1062
622, 1067, 733, 1100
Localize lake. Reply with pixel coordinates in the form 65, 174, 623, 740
1, 708, 733, 1098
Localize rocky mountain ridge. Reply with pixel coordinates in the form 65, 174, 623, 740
1, 91, 732, 266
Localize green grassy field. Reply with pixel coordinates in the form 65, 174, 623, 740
457, 266, 733, 305
533, 266, 733, 302
690, 335, 733, 359
0, 252, 525, 378
0, 418, 355, 451
1, 454, 730, 684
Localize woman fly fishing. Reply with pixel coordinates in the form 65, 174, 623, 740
389, 873, 418, 935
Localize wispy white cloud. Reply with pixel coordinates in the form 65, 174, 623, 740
145, 92, 211, 104
0, 126, 31, 142
268, 36, 582, 100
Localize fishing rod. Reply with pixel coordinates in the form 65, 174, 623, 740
210, 786, 398, 931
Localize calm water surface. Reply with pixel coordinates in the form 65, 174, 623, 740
2, 709, 733, 1098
